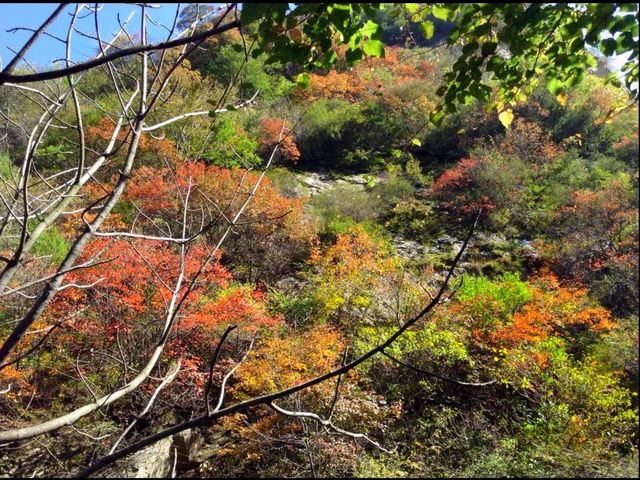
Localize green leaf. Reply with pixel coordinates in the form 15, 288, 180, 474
486, 55, 504, 72
462, 41, 479, 55
241, 4, 273, 26
296, 72, 310, 89
411, 138, 422, 147
430, 109, 445, 126
405, 3, 420, 15
345, 47, 363, 64
432, 5, 451, 20
619, 3, 638, 12
481, 42, 497, 56
225, 104, 238, 112
599, 37, 617, 56
420, 21, 434, 39
361, 20, 382, 40
363, 39, 384, 58
546, 77, 564, 95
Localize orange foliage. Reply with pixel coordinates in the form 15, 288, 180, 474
553, 178, 638, 278
488, 272, 614, 347
429, 156, 497, 216
234, 325, 345, 397
257, 117, 301, 163
47, 238, 230, 339
181, 285, 282, 332
117, 159, 310, 242
302, 70, 366, 101
308, 225, 397, 283
298, 46, 435, 102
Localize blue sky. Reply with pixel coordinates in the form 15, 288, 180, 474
0, 3, 185, 70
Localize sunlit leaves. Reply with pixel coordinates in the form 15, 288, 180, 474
498, 109, 514, 128
239, 3, 637, 126
419, 20, 434, 39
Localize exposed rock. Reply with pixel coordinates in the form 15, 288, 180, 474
100, 436, 174, 478
296, 172, 335, 195
174, 429, 205, 469
275, 275, 306, 292
435, 234, 457, 245
517, 239, 539, 258
97, 429, 207, 479
392, 236, 425, 260
294, 171, 383, 197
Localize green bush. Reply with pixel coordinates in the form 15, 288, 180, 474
206, 44, 293, 101
296, 98, 363, 168
385, 198, 438, 241
203, 116, 261, 168
266, 167, 303, 198
308, 184, 381, 235
266, 289, 319, 329
370, 174, 415, 208
457, 272, 533, 323
32, 227, 69, 264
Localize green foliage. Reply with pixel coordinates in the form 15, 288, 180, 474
203, 116, 261, 168
266, 167, 302, 197
358, 322, 470, 367
369, 173, 416, 208
2, 6, 639, 477
266, 289, 318, 329
356, 455, 409, 478
308, 184, 381, 235
385, 198, 438, 241
206, 44, 294, 100
457, 272, 533, 322
0, 153, 16, 180
296, 98, 364, 168
31, 227, 69, 264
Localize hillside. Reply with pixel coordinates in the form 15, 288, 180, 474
0, 3, 638, 478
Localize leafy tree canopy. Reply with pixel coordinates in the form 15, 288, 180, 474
241, 3, 639, 125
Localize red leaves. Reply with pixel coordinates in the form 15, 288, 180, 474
553, 178, 638, 278
181, 285, 282, 332
48, 239, 230, 339
429, 156, 497, 218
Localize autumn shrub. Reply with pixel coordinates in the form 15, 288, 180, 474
119, 160, 316, 283
546, 74, 639, 157
543, 175, 639, 316
428, 147, 545, 234
589, 316, 639, 387
257, 117, 301, 164
305, 225, 399, 324
297, 69, 366, 102
500, 118, 564, 166
611, 132, 639, 166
